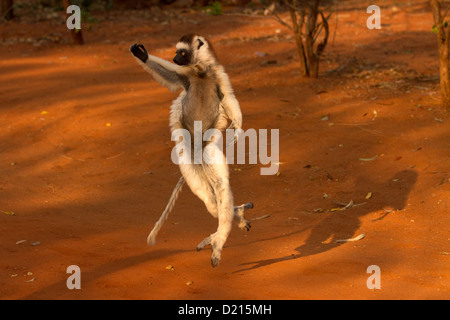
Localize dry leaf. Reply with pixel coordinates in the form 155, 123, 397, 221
335, 234, 366, 243
250, 214, 270, 221
185, 280, 193, 286
1, 210, 15, 216
365, 192, 373, 199
165, 265, 174, 271
359, 155, 378, 161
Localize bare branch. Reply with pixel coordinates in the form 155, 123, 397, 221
442, 3, 450, 20
264, 1, 293, 31
269, 0, 332, 78
271, 12, 294, 31
316, 10, 329, 56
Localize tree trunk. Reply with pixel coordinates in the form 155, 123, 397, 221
1, 0, 14, 20
305, 0, 319, 78
289, 5, 309, 77
430, 0, 450, 111
439, 45, 450, 110
285, 0, 328, 79
293, 31, 309, 77
309, 56, 319, 79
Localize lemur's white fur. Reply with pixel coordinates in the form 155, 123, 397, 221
194, 36, 218, 69
175, 42, 190, 51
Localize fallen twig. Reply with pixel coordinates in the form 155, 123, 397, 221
371, 209, 393, 222
105, 152, 124, 160
330, 200, 366, 212
335, 123, 385, 137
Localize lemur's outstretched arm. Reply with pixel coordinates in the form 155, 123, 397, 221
130, 43, 189, 92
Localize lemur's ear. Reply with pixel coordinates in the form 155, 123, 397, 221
197, 39, 204, 50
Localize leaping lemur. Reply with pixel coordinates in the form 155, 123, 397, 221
130, 34, 253, 267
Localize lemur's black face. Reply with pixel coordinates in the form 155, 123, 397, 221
173, 48, 191, 66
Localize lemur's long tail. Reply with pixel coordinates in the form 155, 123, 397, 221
147, 176, 185, 246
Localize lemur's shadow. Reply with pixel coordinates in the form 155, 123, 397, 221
235, 170, 418, 272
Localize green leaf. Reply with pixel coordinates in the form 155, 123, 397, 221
432, 24, 439, 34
205, 1, 223, 16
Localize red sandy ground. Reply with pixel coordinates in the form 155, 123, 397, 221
0, 1, 449, 299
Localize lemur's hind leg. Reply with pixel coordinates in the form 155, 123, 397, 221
196, 202, 254, 252
234, 202, 253, 231
191, 143, 253, 267
180, 163, 219, 218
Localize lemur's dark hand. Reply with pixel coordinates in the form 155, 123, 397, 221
130, 43, 148, 63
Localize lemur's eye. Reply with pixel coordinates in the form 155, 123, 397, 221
181, 51, 186, 56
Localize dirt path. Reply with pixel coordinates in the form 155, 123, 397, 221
0, 1, 448, 299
